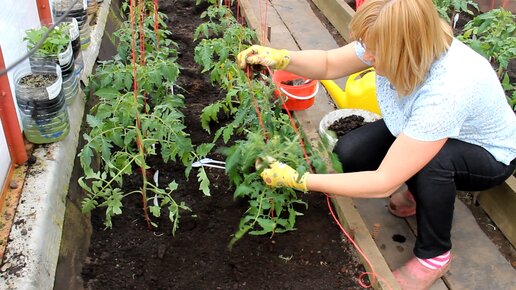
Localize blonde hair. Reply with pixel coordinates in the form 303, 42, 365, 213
350, 0, 453, 96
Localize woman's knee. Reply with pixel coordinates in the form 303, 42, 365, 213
332, 121, 393, 172
333, 134, 361, 168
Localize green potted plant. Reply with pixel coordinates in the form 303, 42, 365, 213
25, 24, 80, 104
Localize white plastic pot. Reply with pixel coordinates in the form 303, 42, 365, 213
319, 108, 382, 149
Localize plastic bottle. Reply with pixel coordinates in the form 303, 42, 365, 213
14, 65, 70, 144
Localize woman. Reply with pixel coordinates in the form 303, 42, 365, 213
236, 0, 516, 289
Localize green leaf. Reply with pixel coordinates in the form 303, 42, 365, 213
201, 101, 224, 132
196, 143, 215, 157
81, 196, 98, 213
168, 181, 179, 192
124, 73, 133, 91
95, 87, 120, 99
197, 168, 211, 196
222, 126, 234, 144
149, 205, 161, 217
330, 153, 344, 173
86, 115, 102, 128
250, 217, 276, 235
134, 154, 147, 168
234, 184, 252, 198
162, 63, 179, 81
80, 145, 94, 171
124, 130, 136, 146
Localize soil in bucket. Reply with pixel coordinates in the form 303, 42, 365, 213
273, 70, 317, 111
328, 115, 370, 137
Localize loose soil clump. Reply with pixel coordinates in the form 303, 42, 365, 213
328, 115, 369, 137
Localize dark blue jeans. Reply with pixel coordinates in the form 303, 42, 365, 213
333, 119, 516, 259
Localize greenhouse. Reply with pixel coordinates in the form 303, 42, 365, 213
0, 0, 514, 289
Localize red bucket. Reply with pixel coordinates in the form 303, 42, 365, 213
273, 70, 318, 111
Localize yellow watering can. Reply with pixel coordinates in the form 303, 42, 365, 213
320, 68, 381, 115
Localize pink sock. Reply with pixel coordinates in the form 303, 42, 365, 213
417, 251, 451, 270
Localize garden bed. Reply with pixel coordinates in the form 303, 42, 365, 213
79, 1, 366, 289
60, 1, 515, 290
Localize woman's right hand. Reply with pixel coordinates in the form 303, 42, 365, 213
236, 45, 291, 70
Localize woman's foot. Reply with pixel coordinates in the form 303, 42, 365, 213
388, 189, 416, 218
393, 255, 451, 290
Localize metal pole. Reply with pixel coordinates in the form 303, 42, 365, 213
0, 46, 28, 164
35, 0, 53, 25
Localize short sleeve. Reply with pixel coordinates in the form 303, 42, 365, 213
354, 41, 373, 66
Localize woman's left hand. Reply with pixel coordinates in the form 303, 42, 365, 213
258, 158, 309, 192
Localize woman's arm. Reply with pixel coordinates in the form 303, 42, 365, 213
307, 134, 448, 198
286, 41, 370, 79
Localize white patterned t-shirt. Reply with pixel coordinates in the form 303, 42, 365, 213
354, 39, 516, 165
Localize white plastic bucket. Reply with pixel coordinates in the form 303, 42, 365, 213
319, 108, 382, 149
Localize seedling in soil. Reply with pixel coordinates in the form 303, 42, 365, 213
79, 7, 213, 234
24, 25, 70, 56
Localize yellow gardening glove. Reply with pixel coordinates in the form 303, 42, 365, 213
258, 158, 309, 192
237, 45, 291, 70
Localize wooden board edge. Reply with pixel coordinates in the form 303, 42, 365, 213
332, 197, 401, 290
310, 0, 355, 43
81, 0, 113, 85
505, 174, 516, 193
477, 177, 516, 248
239, 0, 269, 46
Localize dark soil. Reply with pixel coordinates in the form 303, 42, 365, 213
328, 115, 369, 137
19, 74, 56, 87
81, 1, 366, 289
281, 78, 306, 86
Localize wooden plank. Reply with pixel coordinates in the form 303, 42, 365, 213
310, 0, 355, 43
478, 175, 516, 248
332, 197, 401, 289
403, 197, 516, 289
354, 198, 417, 269
240, 0, 299, 50
271, 0, 340, 50
447, 199, 516, 289
475, 0, 516, 13
354, 196, 449, 290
